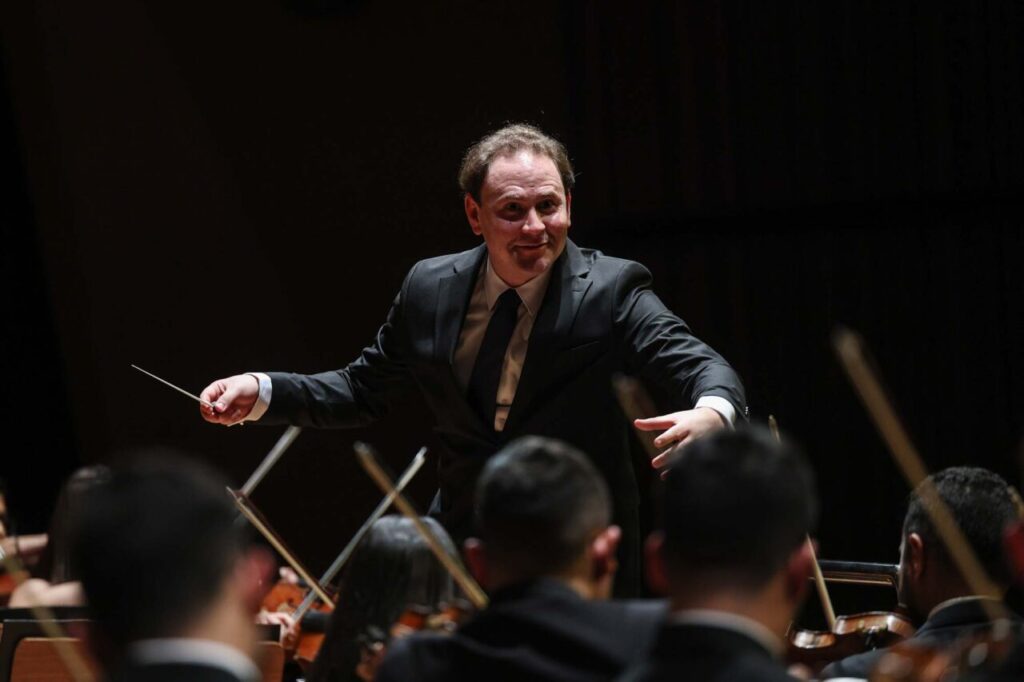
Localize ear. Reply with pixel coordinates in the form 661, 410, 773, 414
905, 532, 926, 580
785, 540, 815, 603
463, 538, 488, 588
565, 192, 572, 227
644, 531, 670, 596
464, 194, 483, 235
237, 545, 277, 612
590, 525, 621, 582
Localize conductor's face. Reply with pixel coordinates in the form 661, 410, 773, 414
465, 150, 571, 288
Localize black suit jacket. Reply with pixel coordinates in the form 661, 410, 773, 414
821, 598, 1023, 679
618, 622, 796, 682
375, 579, 666, 682
264, 241, 745, 591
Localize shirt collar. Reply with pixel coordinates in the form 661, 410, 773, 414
482, 259, 552, 317
668, 609, 783, 658
927, 595, 1002, 621
128, 639, 260, 682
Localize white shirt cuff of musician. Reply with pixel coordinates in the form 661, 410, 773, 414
695, 395, 736, 427
243, 372, 273, 422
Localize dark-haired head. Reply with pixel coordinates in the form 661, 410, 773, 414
898, 466, 1019, 618
653, 427, 818, 593
73, 452, 267, 660
36, 465, 111, 584
306, 516, 455, 682
467, 436, 619, 594
458, 124, 575, 204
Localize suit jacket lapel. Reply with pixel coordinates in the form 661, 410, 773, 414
435, 244, 488, 364
504, 241, 593, 433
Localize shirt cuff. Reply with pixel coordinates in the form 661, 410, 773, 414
243, 372, 272, 422
695, 396, 736, 427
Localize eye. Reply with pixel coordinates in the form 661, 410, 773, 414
500, 202, 525, 219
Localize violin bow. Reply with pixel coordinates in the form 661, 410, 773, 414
612, 374, 661, 461
832, 328, 1008, 620
354, 442, 489, 609
241, 426, 303, 497
227, 488, 335, 607
0, 552, 95, 682
291, 447, 429, 622
769, 415, 838, 632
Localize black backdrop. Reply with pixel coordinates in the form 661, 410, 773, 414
2, 1, 1022, 590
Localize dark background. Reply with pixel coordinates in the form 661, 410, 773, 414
2, 0, 1022, 613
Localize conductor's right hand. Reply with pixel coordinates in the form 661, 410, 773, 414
200, 374, 259, 426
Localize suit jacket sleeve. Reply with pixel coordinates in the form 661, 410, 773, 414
614, 261, 746, 418
260, 262, 422, 428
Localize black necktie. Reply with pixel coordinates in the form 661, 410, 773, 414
467, 288, 521, 429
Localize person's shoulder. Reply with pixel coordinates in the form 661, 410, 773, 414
569, 244, 651, 287
409, 246, 484, 277
819, 646, 884, 679
376, 631, 453, 682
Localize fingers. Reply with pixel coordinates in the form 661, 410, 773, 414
633, 416, 678, 431
198, 375, 256, 426
652, 424, 690, 450
651, 435, 695, 471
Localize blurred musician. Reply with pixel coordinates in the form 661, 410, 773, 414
305, 516, 455, 682
821, 467, 1022, 679
74, 454, 275, 682
8, 465, 110, 608
375, 436, 665, 682
619, 427, 818, 682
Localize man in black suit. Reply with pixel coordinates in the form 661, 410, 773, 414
621, 427, 817, 682
820, 467, 1022, 680
73, 454, 276, 682
375, 436, 665, 682
199, 124, 745, 593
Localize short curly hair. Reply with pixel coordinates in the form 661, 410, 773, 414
904, 466, 1019, 585
458, 123, 575, 203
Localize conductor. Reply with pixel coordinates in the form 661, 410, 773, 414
199, 124, 746, 594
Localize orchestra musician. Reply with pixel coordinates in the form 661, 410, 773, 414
820, 467, 1022, 679
73, 453, 276, 682
198, 123, 746, 595
375, 436, 665, 682
8, 465, 110, 608
619, 427, 817, 682
305, 516, 455, 682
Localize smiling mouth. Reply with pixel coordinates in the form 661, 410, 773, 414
515, 242, 549, 251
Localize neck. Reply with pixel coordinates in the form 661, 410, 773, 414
486, 566, 601, 601
179, 589, 257, 659
670, 583, 794, 641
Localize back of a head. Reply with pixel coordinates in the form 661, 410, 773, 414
475, 436, 611, 580
661, 427, 818, 590
458, 123, 575, 203
307, 516, 455, 682
72, 453, 243, 652
40, 464, 112, 584
904, 466, 1019, 587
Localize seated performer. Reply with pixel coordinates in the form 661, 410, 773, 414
305, 516, 455, 682
619, 427, 818, 682
9, 465, 110, 608
375, 436, 665, 682
74, 454, 276, 681
821, 466, 1022, 679
0, 476, 50, 576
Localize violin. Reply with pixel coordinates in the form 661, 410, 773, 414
260, 575, 335, 672
355, 600, 476, 682
786, 560, 916, 672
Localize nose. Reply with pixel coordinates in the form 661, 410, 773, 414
522, 207, 545, 233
